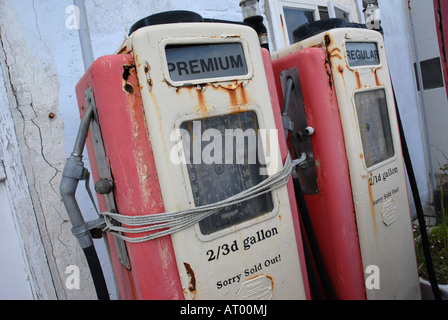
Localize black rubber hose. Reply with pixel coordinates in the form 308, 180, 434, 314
393, 91, 441, 300
300, 229, 323, 300
83, 245, 110, 300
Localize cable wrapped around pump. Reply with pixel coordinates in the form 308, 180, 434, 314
102, 154, 294, 243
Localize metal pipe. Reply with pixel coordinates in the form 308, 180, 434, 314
60, 104, 95, 248
73, 0, 94, 70
72, 102, 94, 157
60, 104, 110, 300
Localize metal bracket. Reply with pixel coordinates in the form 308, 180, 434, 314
280, 67, 319, 195
71, 217, 106, 239
85, 87, 131, 270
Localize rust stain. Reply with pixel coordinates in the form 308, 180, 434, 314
324, 56, 334, 91
225, 82, 249, 109
175, 85, 209, 115
123, 64, 137, 95
373, 69, 383, 86
229, 89, 238, 107
144, 62, 152, 89
117, 44, 132, 55
196, 88, 209, 115
355, 71, 362, 89
183, 262, 197, 299
280, 15, 288, 47
238, 84, 248, 105
324, 34, 332, 47
329, 47, 342, 59
173, 81, 250, 115
124, 83, 134, 94
144, 62, 151, 73
122, 64, 134, 81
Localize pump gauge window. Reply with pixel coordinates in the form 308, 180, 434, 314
180, 111, 273, 235
355, 89, 394, 167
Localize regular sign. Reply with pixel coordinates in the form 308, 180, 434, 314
346, 42, 380, 67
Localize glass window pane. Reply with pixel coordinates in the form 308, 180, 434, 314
180, 111, 273, 235
319, 6, 330, 20
283, 7, 315, 44
354, 89, 395, 167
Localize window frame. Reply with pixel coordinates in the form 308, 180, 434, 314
281, 2, 321, 46
327, 1, 353, 21
266, 1, 321, 49
264, 0, 357, 51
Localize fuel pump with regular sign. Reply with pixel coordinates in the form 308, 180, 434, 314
63, 11, 311, 300
271, 22, 421, 299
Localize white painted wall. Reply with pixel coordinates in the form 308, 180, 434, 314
383, 0, 434, 210
409, 0, 448, 180
0, 182, 34, 300
0, 0, 101, 300
0, 28, 56, 299
0, 0, 436, 299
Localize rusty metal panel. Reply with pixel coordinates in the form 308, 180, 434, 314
76, 54, 183, 300
272, 47, 365, 300
279, 67, 319, 195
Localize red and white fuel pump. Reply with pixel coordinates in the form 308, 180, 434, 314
62, 11, 310, 300
271, 21, 421, 300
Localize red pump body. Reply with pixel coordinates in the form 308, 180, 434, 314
272, 47, 366, 300
76, 54, 183, 299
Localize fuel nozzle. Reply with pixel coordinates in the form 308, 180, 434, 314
363, 0, 381, 31
239, 0, 269, 50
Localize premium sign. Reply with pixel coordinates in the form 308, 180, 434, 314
166, 43, 248, 82
346, 42, 380, 67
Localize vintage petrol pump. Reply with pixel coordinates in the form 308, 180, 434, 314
271, 22, 421, 299
64, 11, 310, 300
